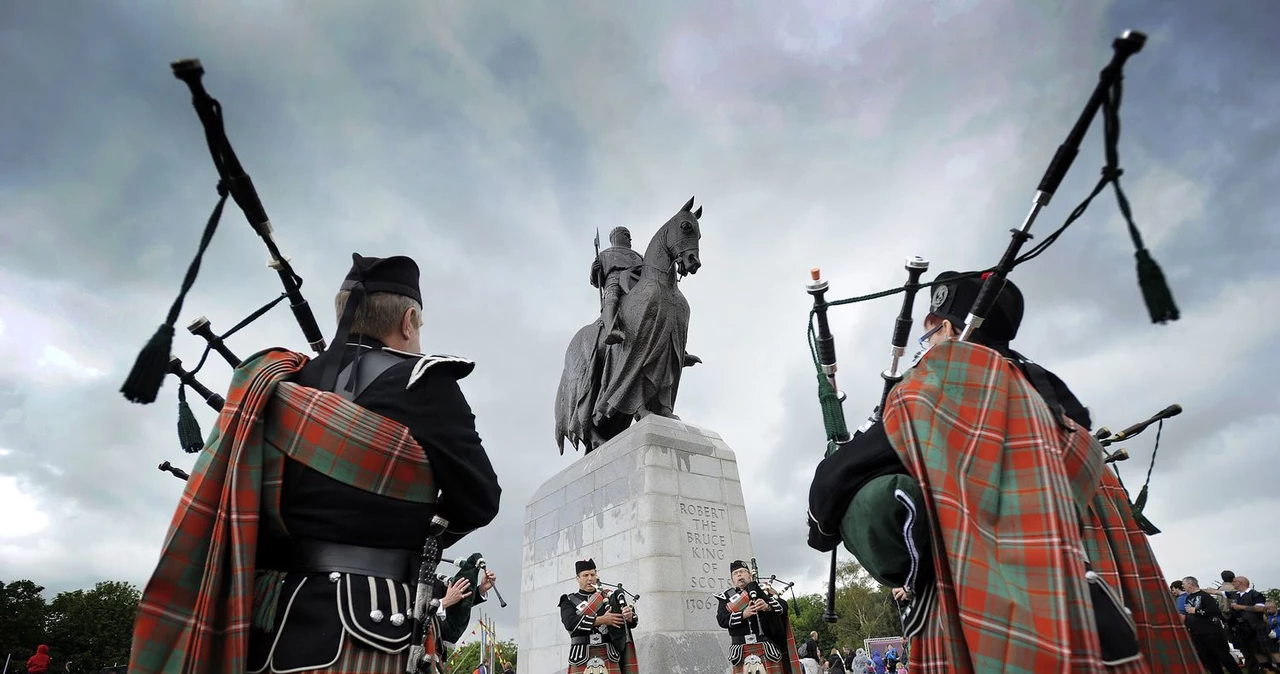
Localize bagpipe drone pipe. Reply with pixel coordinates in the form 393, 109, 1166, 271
116, 58, 329, 479
803, 30, 1181, 622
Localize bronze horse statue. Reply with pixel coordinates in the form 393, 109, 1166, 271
555, 197, 704, 454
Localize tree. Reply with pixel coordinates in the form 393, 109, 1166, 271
788, 592, 837, 652
1265, 588, 1280, 605
0, 580, 49, 660
44, 580, 141, 671
789, 560, 903, 656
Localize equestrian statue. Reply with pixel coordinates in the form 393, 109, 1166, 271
554, 196, 704, 454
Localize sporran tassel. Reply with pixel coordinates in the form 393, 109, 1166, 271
177, 385, 205, 453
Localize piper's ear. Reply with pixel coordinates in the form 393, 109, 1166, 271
693, 206, 702, 219
402, 306, 419, 338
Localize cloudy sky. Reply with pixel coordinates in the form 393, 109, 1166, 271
2, 0, 1277, 649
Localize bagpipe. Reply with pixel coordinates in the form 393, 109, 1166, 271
745, 558, 803, 659
117, 58, 328, 478
589, 579, 641, 656
1096, 403, 1183, 534
805, 30, 1179, 622
440, 554, 509, 608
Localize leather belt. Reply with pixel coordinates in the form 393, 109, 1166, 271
569, 634, 606, 646
731, 634, 766, 645
258, 537, 421, 584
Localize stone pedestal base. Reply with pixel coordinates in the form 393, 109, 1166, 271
517, 415, 754, 674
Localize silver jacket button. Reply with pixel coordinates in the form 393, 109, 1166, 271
370, 610, 385, 623
328, 572, 341, 583
390, 613, 405, 626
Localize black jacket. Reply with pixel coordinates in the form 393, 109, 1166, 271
287, 338, 501, 548
1184, 590, 1227, 635
246, 338, 501, 671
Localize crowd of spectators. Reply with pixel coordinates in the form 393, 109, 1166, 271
1170, 570, 1278, 674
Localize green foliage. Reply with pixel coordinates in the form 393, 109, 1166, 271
1, 580, 50, 660
446, 638, 517, 674
789, 560, 903, 656
1265, 588, 1280, 605
0, 578, 141, 673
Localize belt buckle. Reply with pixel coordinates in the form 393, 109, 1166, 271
744, 634, 758, 645
590, 633, 603, 646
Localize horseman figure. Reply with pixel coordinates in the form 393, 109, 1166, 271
555, 197, 704, 454
591, 226, 643, 346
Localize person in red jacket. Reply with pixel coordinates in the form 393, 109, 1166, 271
26, 644, 51, 673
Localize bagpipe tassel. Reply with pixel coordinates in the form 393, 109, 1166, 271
1135, 248, 1179, 324
177, 385, 205, 453
120, 324, 175, 404
1130, 484, 1161, 535
119, 184, 229, 405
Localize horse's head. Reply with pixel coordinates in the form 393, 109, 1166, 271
665, 196, 703, 276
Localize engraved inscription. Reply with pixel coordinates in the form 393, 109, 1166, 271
678, 499, 734, 614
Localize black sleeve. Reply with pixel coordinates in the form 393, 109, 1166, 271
560, 594, 593, 632
716, 595, 730, 629
806, 421, 908, 552
407, 373, 502, 548
1201, 595, 1221, 619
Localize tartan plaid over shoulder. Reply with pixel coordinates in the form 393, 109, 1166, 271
881, 340, 1199, 674
129, 348, 437, 674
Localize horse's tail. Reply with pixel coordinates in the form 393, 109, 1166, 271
554, 321, 601, 454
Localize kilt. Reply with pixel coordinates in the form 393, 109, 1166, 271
566, 643, 630, 674
732, 643, 787, 674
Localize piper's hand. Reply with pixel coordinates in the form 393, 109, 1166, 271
892, 587, 910, 602
622, 606, 634, 621
480, 570, 496, 594
752, 598, 772, 612
596, 611, 624, 627
742, 604, 758, 618
442, 577, 472, 609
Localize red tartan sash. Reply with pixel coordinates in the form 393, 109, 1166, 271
577, 590, 607, 616
882, 341, 1201, 673
128, 348, 437, 674
725, 590, 751, 613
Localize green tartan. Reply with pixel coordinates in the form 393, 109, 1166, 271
881, 340, 1201, 673
129, 348, 437, 674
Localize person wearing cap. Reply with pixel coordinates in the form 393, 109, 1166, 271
807, 271, 1200, 673
558, 558, 640, 674
129, 253, 501, 674
715, 560, 803, 674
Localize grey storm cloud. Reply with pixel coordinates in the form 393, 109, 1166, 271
2, 0, 1278, 648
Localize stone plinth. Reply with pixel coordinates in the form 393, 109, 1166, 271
518, 415, 753, 674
